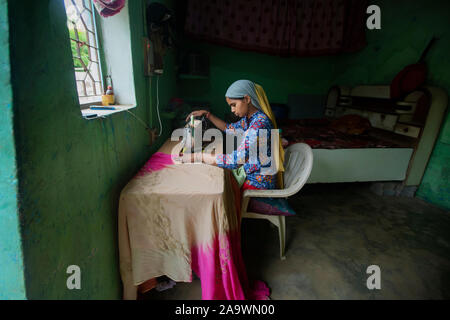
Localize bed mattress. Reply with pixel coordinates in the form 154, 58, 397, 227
280, 119, 407, 149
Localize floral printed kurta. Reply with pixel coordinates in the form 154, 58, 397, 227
216, 111, 277, 189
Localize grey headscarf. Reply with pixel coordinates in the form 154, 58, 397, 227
225, 80, 262, 111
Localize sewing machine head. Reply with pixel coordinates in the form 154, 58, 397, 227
181, 114, 214, 152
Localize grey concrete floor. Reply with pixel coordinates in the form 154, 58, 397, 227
141, 183, 450, 300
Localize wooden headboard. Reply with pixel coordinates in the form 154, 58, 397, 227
324, 85, 448, 186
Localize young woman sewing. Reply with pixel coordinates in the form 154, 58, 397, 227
183, 80, 284, 191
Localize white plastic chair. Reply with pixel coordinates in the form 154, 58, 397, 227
241, 143, 314, 260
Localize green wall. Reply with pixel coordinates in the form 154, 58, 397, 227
178, 0, 449, 209
177, 42, 337, 119
0, 0, 26, 300
8, 0, 176, 299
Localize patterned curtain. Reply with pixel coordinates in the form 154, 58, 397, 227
93, 0, 126, 18
184, 0, 367, 56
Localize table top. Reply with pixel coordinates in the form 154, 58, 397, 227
123, 139, 225, 196
118, 138, 241, 299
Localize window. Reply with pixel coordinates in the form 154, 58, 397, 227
64, 0, 137, 119
64, 0, 104, 106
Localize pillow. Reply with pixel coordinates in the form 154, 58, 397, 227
247, 197, 296, 216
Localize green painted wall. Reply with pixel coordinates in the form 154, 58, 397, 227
147, 0, 178, 150
418, 140, 450, 209
177, 41, 337, 119
8, 0, 176, 299
177, 0, 449, 209
0, 0, 26, 300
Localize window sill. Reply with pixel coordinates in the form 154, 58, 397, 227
81, 104, 137, 120
80, 96, 103, 108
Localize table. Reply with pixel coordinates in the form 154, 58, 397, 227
118, 140, 266, 300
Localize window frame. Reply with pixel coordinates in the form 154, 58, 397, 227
65, 0, 106, 109
64, 0, 137, 120
79, 1, 112, 110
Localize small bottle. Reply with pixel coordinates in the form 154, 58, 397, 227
106, 85, 114, 95
102, 85, 115, 106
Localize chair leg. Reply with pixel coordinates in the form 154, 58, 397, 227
278, 216, 286, 260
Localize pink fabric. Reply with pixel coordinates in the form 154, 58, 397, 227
136, 152, 174, 177
93, 0, 126, 18
190, 174, 269, 300
184, 0, 367, 57
191, 230, 270, 300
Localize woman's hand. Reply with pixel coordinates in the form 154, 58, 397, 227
185, 110, 208, 122
186, 110, 228, 132
180, 152, 196, 163
201, 152, 217, 166
179, 152, 216, 166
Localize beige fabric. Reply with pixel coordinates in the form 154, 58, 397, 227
118, 141, 239, 299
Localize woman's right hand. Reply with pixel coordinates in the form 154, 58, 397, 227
185, 110, 208, 122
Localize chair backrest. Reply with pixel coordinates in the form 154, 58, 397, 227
283, 143, 314, 197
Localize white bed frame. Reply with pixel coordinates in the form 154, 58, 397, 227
306, 85, 448, 187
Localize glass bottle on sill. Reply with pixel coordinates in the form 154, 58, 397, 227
102, 85, 115, 106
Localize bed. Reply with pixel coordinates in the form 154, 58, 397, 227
280, 85, 448, 187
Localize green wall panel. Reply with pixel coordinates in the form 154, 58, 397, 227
177, 41, 337, 119
438, 111, 450, 145
417, 142, 450, 209
8, 0, 176, 299
0, 0, 26, 300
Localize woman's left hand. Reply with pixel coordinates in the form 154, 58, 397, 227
180, 152, 216, 165
180, 152, 196, 163
201, 152, 217, 165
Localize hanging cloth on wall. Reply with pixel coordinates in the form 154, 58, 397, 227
185, 0, 367, 57
93, 0, 126, 18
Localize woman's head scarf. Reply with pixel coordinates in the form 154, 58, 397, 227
225, 80, 263, 111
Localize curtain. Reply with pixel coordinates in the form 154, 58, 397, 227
184, 0, 367, 57
93, 0, 126, 18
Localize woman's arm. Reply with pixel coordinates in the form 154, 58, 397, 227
207, 112, 227, 131
216, 119, 271, 173
185, 110, 226, 131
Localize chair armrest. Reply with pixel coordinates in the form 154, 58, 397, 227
242, 185, 303, 199
242, 189, 288, 199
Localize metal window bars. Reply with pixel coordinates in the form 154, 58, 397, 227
64, 0, 103, 101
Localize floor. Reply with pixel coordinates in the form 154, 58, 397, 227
140, 183, 450, 300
